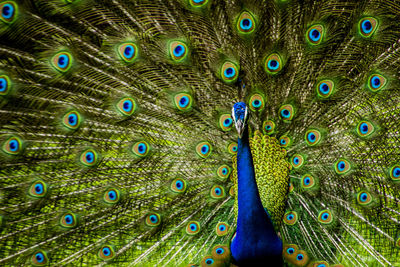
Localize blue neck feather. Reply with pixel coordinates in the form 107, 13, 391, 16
230, 127, 283, 265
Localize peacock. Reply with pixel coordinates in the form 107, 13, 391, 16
0, 0, 399, 266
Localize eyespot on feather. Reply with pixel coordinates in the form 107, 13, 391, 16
0, 75, 11, 96
290, 154, 304, 169
237, 11, 256, 34
132, 141, 150, 157
334, 158, 351, 175
117, 97, 136, 116
216, 222, 229, 236
59, 212, 78, 228
264, 53, 283, 74
368, 74, 386, 92
220, 61, 239, 83
219, 114, 233, 131
318, 210, 333, 224
0, 1, 18, 24
356, 121, 375, 138
211, 245, 230, 261
227, 142, 238, 154
217, 165, 231, 179
51, 52, 73, 72
210, 185, 225, 199
145, 213, 161, 227
118, 42, 138, 63
103, 188, 121, 204
79, 148, 99, 167
196, 141, 212, 158
98, 245, 115, 261
28, 180, 48, 198
2, 135, 23, 155
279, 135, 291, 147
171, 178, 187, 193
306, 24, 325, 45
316, 80, 334, 98
358, 17, 378, 37
174, 93, 193, 111
169, 41, 188, 62
283, 211, 298, 225
31, 250, 48, 266
279, 104, 295, 121
186, 221, 200, 235
305, 129, 321, 146
62, 110, 81, 130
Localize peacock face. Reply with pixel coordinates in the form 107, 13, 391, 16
232, 102, 248, 138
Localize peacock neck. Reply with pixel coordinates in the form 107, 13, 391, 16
231, 126, 283, 265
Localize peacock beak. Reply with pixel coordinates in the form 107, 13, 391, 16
232, 105, 248, 139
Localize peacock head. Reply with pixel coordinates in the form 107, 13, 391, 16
232, 102, 249, 139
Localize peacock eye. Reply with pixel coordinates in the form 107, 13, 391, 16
31, 250, 48, 265
316, 80, 334, 98
219, 114, 233, 131
211, 245, 230, 260
279, 104, 295, 121
171, 178, 187, 193
29, 180, 48, 198
62, 110, 81, 130
170, 41, 188, 62
306, 24, 324, 45
248, 94, 265, 111
51, 52, 73, 72
356, 121, 375, 138
60, 213, 78, 228
132, 141, 150, 157
98, 245, 115, 260
237, 11, 256, 34
264, 53, 283, 74
216, 222, 229, 236
202, 257, 214, 265
279, 135, 291, 147
334, 158, 351, 174
118, 43, 138, 63
210, 185, 225, 199
186, 221, 200, 235
390, 164, 400, 181
357, 191, 373, 206
2, 136, 23, 155
290, 154, 304, 169
368, 74, 386, 92
283, 211, 298, 225
117, 97, 136, 116
174, 93, 193, 111
0, 1, 17, 24
301, 174, 316, 189
263, 120, 275, 135
196, 141, 212, 158
305, 129, 321, 146
145, 213, 161, 227
287, 248, 294, 254
318, 210, 333, 224
80, 149, 99, 167
217, 165, 231, 179
103, 188, 121, 204
0, 75, 11, 96
359, 17, 378, 37
227, 142, 238, 154
220, 61, 239, 83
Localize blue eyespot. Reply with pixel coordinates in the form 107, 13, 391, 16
65, 214, 73, 224
307, 132, 316, 141
122, 100, 133, 112
149, 215, 158, 223
304, 177, 310, 185
361, 20, 373, 34
216, 248, 224, 254
219, 225, 225, 231
138, 144, 146, 153
201, 145, 209, 154
176, 181, 183, 189
190, 223, 197, 231
108, 190, 116, 201
0, 77, 8, 92
205, 259, 214, 265
359, 123, 368, 134
57, 54, 69, 69
393, 167, 400, 178
317, 264, 327, 267
287, 248, 294, 254
68, 113, 77, 126
179, 96, 189, 108
296, 254, 304, 260
371, 76, 381, 88
321, 212, 329, 220
337, 161, 345, 171
2, 4, 14, 19
223, 118, 232, 127
173, 45, 185, 57
102, 247, 111, 256
224, 67, 236, 78
294, 157, 299, 164
8, 139, 19, 152
359, 193, 368, 202
124, 45, 135, 59
214, 188, 221, 195
252, 99, 261, 108
35, 184, 44, 194
286, 214, 294, 220
267, 59, 279, 71
85, 152, 94, 163
240, 18, 252, 30
281, 109, 290, 118
35, 252, 44, 263
319, 83, 329, 94
309, 29, 320, 42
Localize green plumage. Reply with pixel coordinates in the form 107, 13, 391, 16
0, 0, 399, 266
